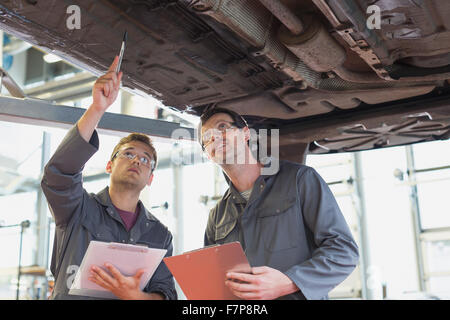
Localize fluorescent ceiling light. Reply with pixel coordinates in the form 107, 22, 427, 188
43, 53, 62, 63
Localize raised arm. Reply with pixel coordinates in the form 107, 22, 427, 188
41, 57, 123, 227
78, 56, 123, 142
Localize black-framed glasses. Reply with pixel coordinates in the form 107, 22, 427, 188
112, 150, 155, 170
201, 121, 238, 151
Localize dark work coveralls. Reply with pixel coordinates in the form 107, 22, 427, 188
41, 124, 177, 300
205, 160, 359, 300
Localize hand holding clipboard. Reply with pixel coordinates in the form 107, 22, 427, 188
69, 241, 166, 299
164, 242, 251, 300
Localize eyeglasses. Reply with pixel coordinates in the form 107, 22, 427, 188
201, 121, 238, 151
112, 150, 155, 170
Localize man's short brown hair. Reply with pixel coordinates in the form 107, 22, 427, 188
110, 133, 157, 170
200, 107, 248, 129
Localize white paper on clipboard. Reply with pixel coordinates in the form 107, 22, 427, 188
69, 240, 167, 299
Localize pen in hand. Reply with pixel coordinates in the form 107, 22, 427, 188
116, 30, 127, 74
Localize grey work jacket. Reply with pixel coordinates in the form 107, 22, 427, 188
41, 124, 177, 300
204, 160, 359, 300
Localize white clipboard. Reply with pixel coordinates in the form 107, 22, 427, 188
69, 240, 167, 299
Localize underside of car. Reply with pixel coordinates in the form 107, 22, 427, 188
0, 0, 449, 161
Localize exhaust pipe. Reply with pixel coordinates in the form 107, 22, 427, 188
187, 0, 437, 91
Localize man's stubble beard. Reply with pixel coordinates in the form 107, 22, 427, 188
214, 139, 250, 166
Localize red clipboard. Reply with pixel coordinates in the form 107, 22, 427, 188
163, 242, 251, 300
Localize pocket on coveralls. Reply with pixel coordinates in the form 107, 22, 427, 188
257, 197, 300, 252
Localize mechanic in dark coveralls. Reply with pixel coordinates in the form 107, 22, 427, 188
199, 107, 359, 300
41, 57, 176, 300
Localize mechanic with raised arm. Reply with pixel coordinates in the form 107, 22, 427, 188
199, 107, 359, 300
41, 57, 176, 300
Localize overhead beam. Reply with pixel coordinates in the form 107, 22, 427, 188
0, 96, 196, 142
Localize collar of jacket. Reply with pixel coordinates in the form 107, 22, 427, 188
94, 186, 158, 222
222, 157, 281, 203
